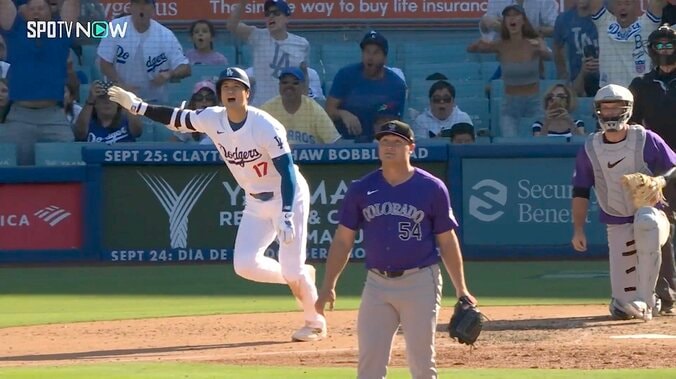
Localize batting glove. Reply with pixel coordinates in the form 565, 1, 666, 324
108, 86, 146, 115
276, 212, 295, 245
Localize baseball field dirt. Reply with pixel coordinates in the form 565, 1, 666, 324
1, 305, 674, 369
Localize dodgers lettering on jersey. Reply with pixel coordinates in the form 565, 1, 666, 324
339, 168, 457, 271
184, 106, 293, 195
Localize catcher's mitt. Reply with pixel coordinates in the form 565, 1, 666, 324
448, 296, 484, 346
621, 173, 667, 208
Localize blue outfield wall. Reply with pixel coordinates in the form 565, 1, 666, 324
0, 142, 608, 263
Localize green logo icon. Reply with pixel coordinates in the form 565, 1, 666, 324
92, 21, 108, 38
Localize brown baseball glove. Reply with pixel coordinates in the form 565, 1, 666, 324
621, 173, 667, 208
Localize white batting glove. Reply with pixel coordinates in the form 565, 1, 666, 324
276, 212, 295, 245
108, 86, 145, 115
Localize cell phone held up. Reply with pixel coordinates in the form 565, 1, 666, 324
583, 45, 598, 59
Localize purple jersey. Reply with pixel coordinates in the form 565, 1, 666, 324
573, 129, 676, 224
338, 167, 458, 271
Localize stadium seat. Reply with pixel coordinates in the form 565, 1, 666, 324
34, 142, 90, 166
405, 62, 482, 84
0, 143, 17, 166
575, 97, 595, 119
489, 79, 504, 99
492, 136, 569, 144
456, 97, 490, 130
480, 61, 500, 81
190, 65, 221, 82
399, 42, 473, 65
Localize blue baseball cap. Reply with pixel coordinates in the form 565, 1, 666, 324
502, 4, 525, 16
265, 0, 292, 16
279, 67, 305, 82
360, 30, 389, 56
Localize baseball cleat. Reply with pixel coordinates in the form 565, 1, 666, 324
292, 324, 327, 342
660, 305, 674, 316
629, 300, 650, 321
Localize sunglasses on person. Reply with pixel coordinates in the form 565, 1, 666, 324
265, 9, 283, 17
546, 93, 569, 102
431, 96, 453, 104
654, 42, 674, 51
193, 93, 216, 102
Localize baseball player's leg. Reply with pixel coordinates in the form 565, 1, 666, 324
606, 224, 642, 318
633, 207, 669, 319
233, 205, 285, 284
656, 224, 676, 314
358, 272, 401, 379
397, 265, 442, 379
279, 176, 325, 333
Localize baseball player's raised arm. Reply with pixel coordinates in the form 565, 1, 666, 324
0, 0, 17, 31
589, 0, 604, 16
227, 0, 255, 41
107, 86, 207, 133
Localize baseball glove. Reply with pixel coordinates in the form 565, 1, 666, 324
448, 296, 484, 346
621, 173, 667, 208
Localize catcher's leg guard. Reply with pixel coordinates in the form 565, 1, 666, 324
634, 207, 669, 318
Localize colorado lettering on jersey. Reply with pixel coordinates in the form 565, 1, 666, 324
146, 53, 168, 73
217, 144, 262, 167
115, 45, 130, 64
362, 202, 425, 223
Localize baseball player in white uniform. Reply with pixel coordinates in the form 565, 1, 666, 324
106, 67, 326, 342
97, 0, 190, 103
228, 0, 310, 106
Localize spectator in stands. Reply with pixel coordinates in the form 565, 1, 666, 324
0, 78, 8, 122
325, 30, 407, 143
412, 80, 473, 139
590, 0, 665, 88
532, 83, 585, 137
172, 80, 216, 144
664, 0, 676, 26
630, 24, 676, 148
228, 0, 309, 106
0, 0, 79, 165
97, 0, 191, 103
63, 83, 82, 128
481, 0, 559, 37
440, 122, 476, 144
553, 0, 600, 97
247, 65, 327, 104
0, 34, 5, 61
74, 80, 142, 143
468, 5, 552, 137
261, 67, 340, 145
185, 19, 228, 66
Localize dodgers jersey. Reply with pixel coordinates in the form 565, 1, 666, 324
185, 106, 294, 195
247, 28, 309, 106
573, 127, 676, 224
592, 6, 660, 88
339, 168, 458, 271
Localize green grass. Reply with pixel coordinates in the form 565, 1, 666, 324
0, 364, 673, 379
0, 261, 612, 327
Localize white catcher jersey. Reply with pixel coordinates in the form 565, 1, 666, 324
247, 28, 309, 106
584, 126, 651, 217
185, 106, 294, 195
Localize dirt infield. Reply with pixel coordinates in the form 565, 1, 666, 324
1, 305, 674, 369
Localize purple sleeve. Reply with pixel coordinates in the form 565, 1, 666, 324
337, 182, 362, 230
431, 179, 458, 234
572, 146, 594, 188
644, 131, 676, 175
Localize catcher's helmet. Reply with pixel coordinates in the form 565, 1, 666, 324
647, 24, 676, 67
594, 84, 633, 132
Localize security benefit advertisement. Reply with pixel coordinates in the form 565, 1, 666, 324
102, 163, 446, 263
0, 183, 83, 250
462, 158, 606, 246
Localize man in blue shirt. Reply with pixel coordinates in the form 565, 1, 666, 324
0, 0, 79, 165
553, 0, 600, 96
324, 30, 407, 143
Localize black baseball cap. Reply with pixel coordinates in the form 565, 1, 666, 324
360, 30, 389, 56
440, 122, 475, 138
502, 4, 525, 16
375, 120, 415, 143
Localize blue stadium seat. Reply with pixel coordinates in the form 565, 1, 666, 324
492, 136, 569, 144
489, 79, 504, 99
190, 65, 221, 82
405, 62, 482, 84
0, 143, 17, 166
454, 80, 489, 99
319, 43, 358, 70
79, 84, 90, 104
456, 97, 490, 130
575, 97, 595, 119
480, 61, 500, 81
399, 42, 473, 65
34, 142, 90, 166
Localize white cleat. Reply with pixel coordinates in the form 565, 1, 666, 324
629, 301, 650, 321
292, 323, 327, 342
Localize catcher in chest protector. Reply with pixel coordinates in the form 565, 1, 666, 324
571, 84, 676, 321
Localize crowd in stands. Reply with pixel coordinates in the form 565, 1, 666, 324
0, 0, 675, 165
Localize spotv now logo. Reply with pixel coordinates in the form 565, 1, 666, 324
27, 21, 128, 39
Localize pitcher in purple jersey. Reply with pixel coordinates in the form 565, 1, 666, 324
571, 84, 676, 321
315, 120, 476, 379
